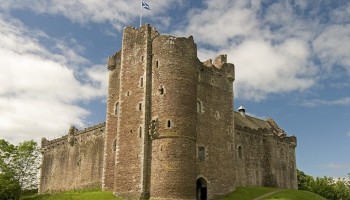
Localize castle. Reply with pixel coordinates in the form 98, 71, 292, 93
39, 25, 297, 200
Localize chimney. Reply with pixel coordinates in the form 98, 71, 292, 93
238, 105, 246, 117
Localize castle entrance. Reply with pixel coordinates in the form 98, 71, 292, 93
196, 178, 207, 200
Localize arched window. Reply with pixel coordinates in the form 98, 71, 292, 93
114, 102, 119, 116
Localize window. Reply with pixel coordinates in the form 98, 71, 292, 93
139, 103, 142, 111
159, 85, 164, 95
114, 102, 119, 116
198, 146, 206, 161
156, 60, 159, 68
113, 140, 117, 151
238, 146, 243, 159
141, 56, 144, 61
167, 120, 172, 128
126, 91, 130, 96
139, 126, 142, 138
197, 100, 202, 113
140, 77, 144, 87
215, 111, 220, 119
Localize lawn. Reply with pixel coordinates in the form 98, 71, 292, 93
21, 190, 121, 200
219, 187, 327, 200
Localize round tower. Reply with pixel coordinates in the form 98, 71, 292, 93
150, 35, 199, 199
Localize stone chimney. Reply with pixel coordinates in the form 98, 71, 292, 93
238, 105, 246, 117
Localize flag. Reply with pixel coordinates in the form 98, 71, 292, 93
142, 1, 150, 10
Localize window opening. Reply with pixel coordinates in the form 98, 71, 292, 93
139, 103, 142, 111
139, 126, 142, 138
140, 77, 144, 87
141, 56, 144, 61
198, 146, 206, 161
159, 85, 164, 95
167, 120, 172, 128
156, 60, 159, 68
113, 140, 117, 151
238, 146, 243, 159
114, 102, 119, 116
197, 100, 202, 113
126, 91, 130, 96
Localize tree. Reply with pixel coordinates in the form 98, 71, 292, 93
0, 139, 41, 197
297, 169, 350, 200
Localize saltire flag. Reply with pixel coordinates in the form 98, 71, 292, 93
142, 1, 150, 10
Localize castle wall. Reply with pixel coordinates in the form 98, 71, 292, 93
234, 124, 297, 189
102, 51, 121, 190
150, 35, 198, 199
196, 56, 236, 199
39, 123, 105, 193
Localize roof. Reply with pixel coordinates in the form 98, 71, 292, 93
234, 111, 271, 130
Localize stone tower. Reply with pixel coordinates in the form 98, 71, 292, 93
103, 24, 200, 199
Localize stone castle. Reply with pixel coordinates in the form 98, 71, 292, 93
39, 25, 297, 200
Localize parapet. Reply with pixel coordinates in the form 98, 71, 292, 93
41, 122, 106, 151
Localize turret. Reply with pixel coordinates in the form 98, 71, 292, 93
150, 34, 199, 199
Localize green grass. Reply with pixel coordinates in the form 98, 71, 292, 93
220, 187, 279, 200
21, 187, 326, 200
264, 189, 327, 200
21, 190, 121, 200
219, 187, 327, 200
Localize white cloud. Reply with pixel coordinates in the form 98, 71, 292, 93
300, 97, 350, 107
323, 163, 350, 170
0, 14, 107, 144
175, 0, 350, 101
0, 0, 184, 30
313, 24, 350, 74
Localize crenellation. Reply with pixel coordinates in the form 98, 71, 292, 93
40, 25, 297, 199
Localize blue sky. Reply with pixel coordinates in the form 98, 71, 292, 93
0, 0, 349, 179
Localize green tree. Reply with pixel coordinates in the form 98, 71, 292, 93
297, 169, 314, 190
0, 139, 41, 197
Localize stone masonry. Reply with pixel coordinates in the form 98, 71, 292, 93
39, 24, 297, 200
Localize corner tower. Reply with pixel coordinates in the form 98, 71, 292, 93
103, 24, 159, 199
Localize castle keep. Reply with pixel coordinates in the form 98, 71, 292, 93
39, 25, 297, 200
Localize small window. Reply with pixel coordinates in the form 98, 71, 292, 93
159, 85, 164, 95
198, 146, 206, 161
139, 126, 142, 138
228, 126, 233, 134
126, 91, 130, 96
114, 102, 119, 116
215, 111, 220, 119
139, 103, 142, 111
113, 140, 117, 151
238, 146, 243, 159
167, 120, 172, 128
141, 56, 144, 61
197, 100, 202, 113
140, 77, 144, 87
156, 60, 159, 68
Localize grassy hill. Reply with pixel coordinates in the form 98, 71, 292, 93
22, 187, 326, 200
21, 190, 121, 200
219, 187, 327, 200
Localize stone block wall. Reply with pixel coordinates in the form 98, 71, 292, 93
39, 123, 105, 193
196, 56, 236, 199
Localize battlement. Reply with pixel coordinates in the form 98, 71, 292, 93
41, 122, 105, 150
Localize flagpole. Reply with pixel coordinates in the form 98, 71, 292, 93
140, 1, 143, 27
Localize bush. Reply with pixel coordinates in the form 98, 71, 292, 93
0, 173, 21, 200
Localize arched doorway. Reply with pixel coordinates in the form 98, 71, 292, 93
196, 178, 207, 200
